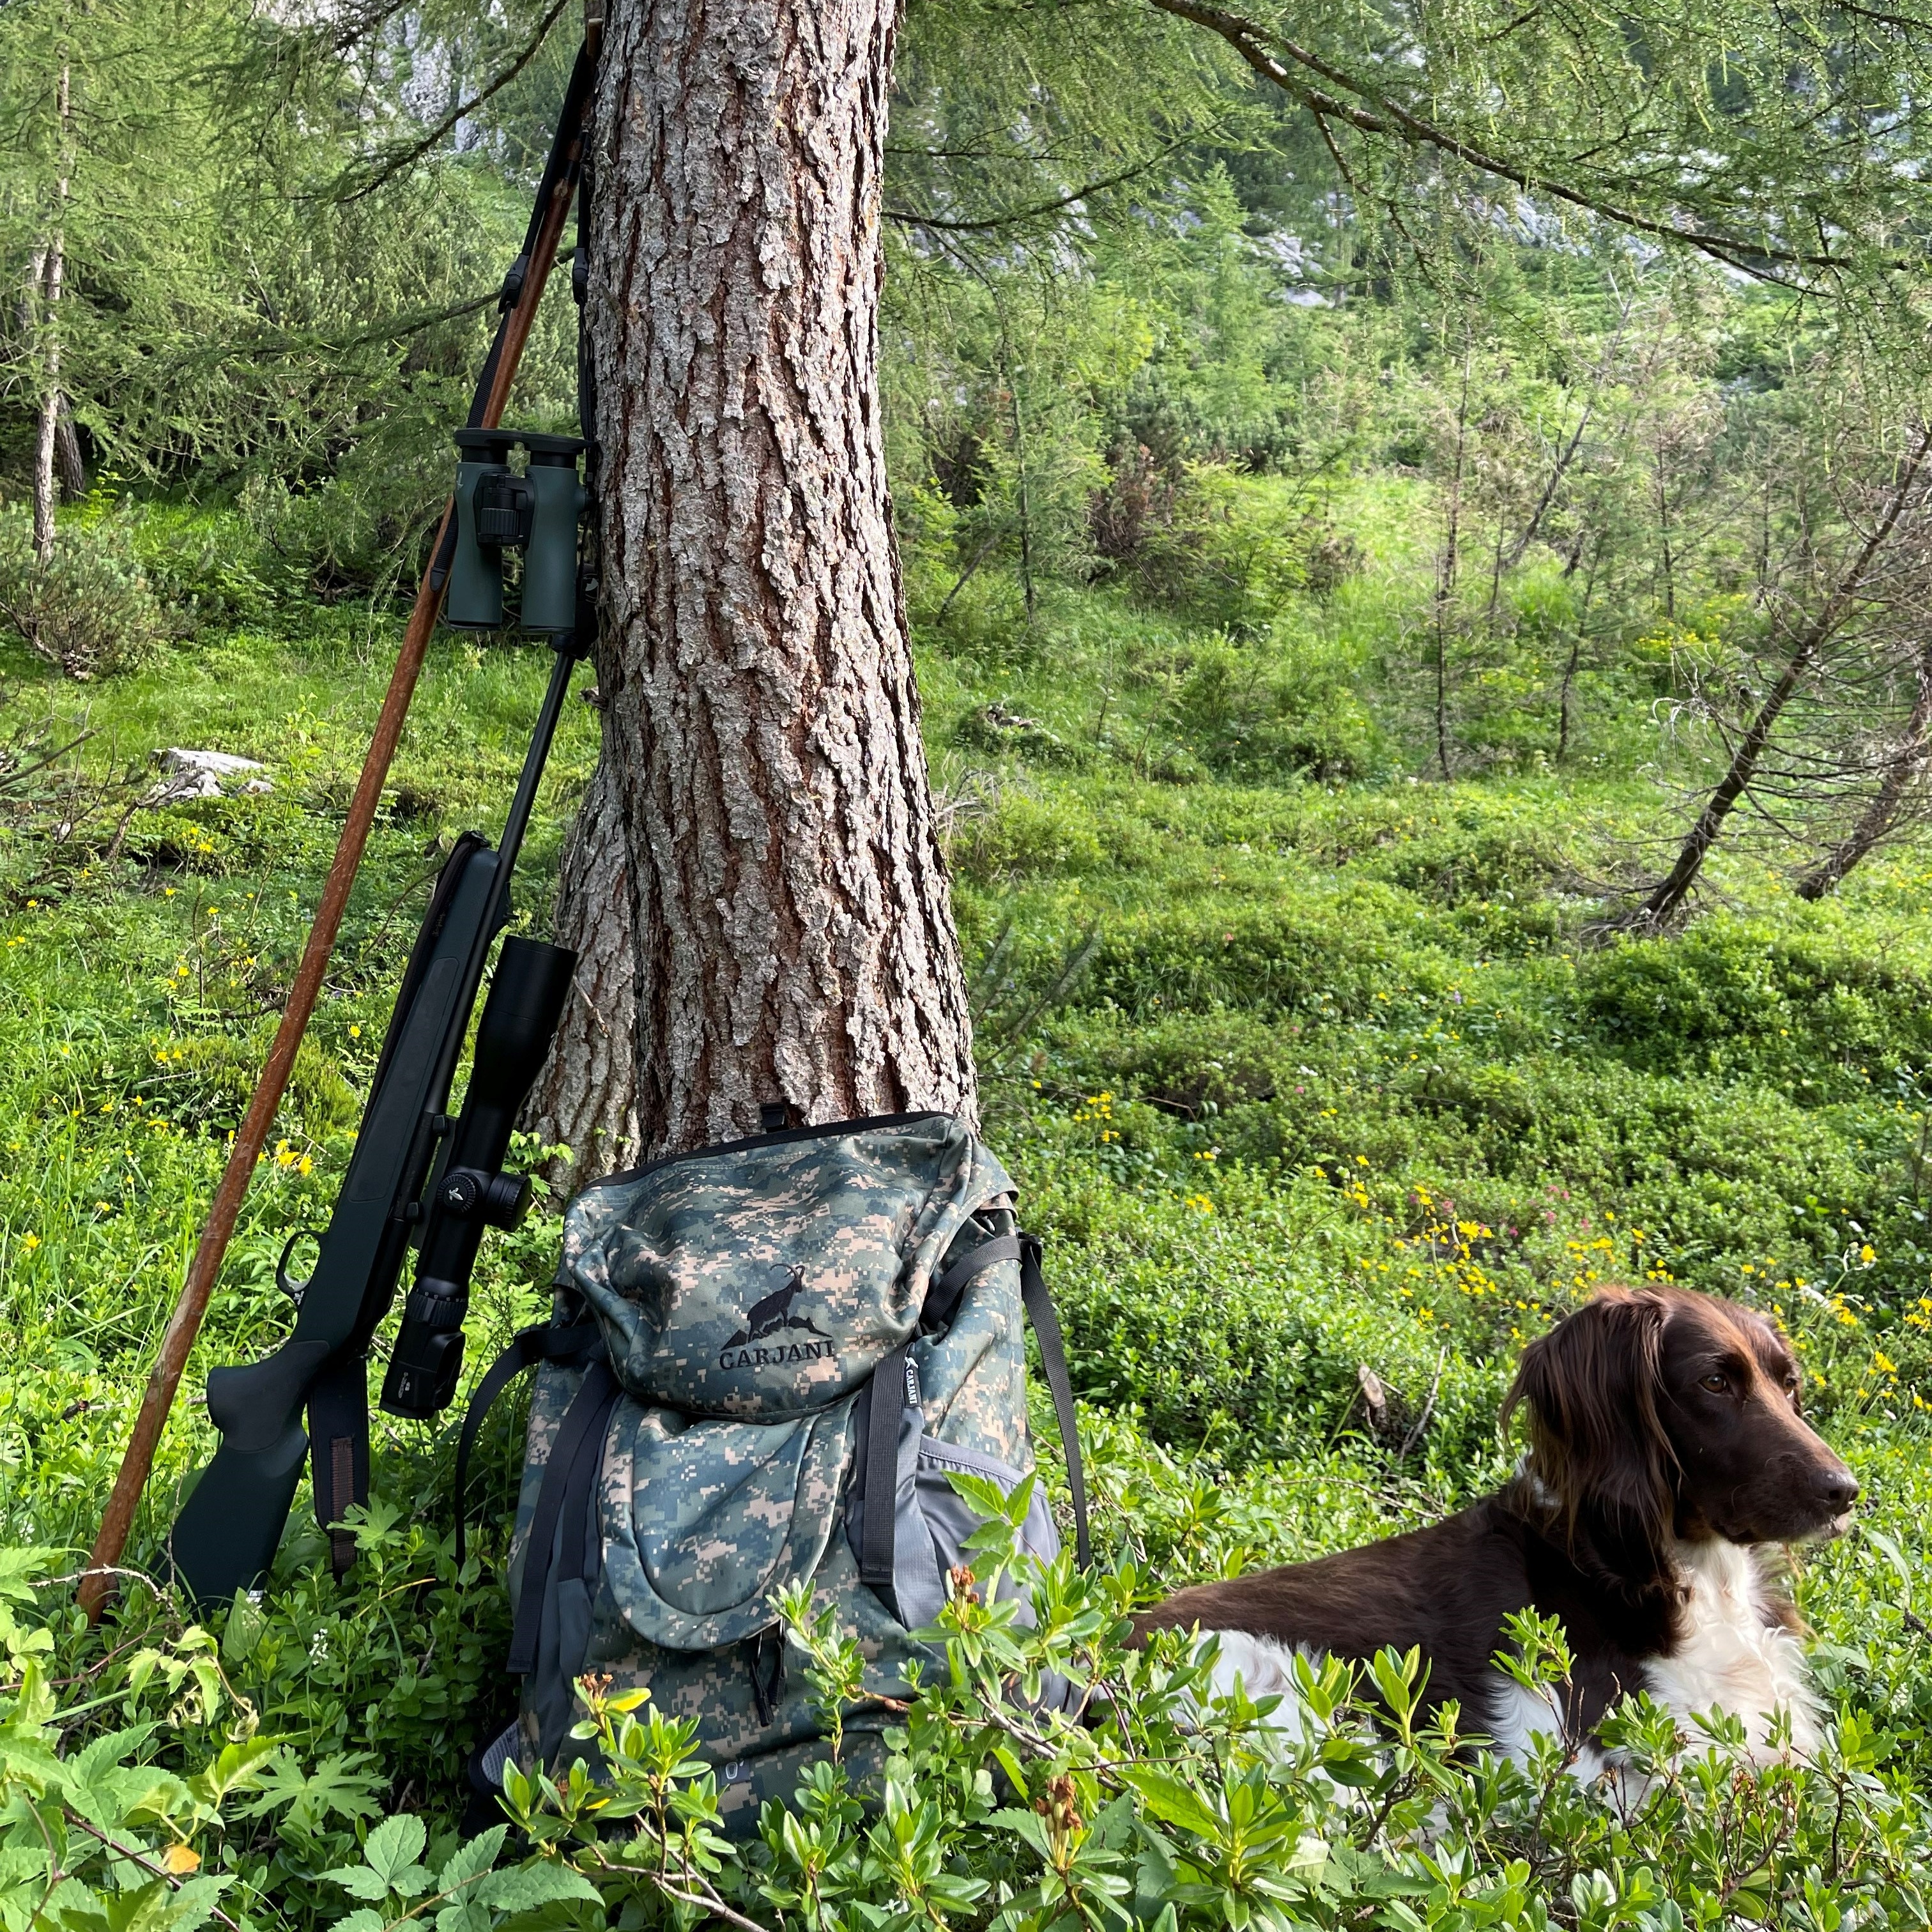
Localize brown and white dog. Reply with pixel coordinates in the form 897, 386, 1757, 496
1134, 1286, 1859, 1767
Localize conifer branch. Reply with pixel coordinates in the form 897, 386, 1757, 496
1147, 0, 1853, 281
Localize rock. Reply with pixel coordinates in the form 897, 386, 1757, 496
142, 747, 274, 805
954, 703, 1066, 760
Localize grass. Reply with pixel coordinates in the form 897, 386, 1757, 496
4, 499, 1932, 1916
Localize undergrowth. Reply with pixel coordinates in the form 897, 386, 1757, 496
4, 500, 1932, 1927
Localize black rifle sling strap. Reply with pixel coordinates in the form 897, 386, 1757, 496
858, 1226, 1092, 1611
452, 1315, 602, 1565
309, 1355, 371, 1578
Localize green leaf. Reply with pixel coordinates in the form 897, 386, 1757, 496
238, 1750, 386, 1830
49, 1878, 175, 1932
218, 1594, 266, 1667
990, 1806, 1056, 1859
67, 1726, 160, 1797
1118, 1768, 1223, 1841
0, 1548, 58, 1607
362, 1813, 429, 1887
436, 1825, 508, 1894
479, 1858, 603, 1910
185, 1735, 277, 1809
164, 1876, 234, 1932
318, 1865, 392, 1903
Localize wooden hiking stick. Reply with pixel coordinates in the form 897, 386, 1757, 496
78, 59, 595, 1622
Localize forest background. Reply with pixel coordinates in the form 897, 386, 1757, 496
8, 0, 1932, 1924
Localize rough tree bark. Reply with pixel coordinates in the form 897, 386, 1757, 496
527, 752, 640, 1169
533, 0, 978, 1168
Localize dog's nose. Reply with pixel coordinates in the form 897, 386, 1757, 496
1816, 1467, 1859, 1510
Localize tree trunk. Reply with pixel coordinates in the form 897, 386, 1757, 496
31, 231, 64, 567
31, 64, 71, 568
528, 749, 641, 1172
1430, 344, 1471, 781
537, 0, 978, 1165
54, 405, 86, 499
1795, 640, 1932, 900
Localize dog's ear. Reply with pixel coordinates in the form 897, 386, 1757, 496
1504, 1287, 1677, 1556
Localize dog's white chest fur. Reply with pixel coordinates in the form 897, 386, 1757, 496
1640, 1539, 1819, 1757
1202, 1538, 1817, 1771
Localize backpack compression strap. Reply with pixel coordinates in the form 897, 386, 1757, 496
857, 1342, 915, 1603
857, 1229, 1092, 1606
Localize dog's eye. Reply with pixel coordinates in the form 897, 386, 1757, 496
1699, 1373, 1729, 1394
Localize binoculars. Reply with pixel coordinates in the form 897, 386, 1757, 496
447, 429, 585, 633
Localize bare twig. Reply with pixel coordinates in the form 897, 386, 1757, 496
336, 0, 572, 201
886, 134, 1199, 233
1622, 423, 1932, 932
65, 1816, 245, 1932
1398, 1349, 1448, 1460
1147, 0, 1849, 283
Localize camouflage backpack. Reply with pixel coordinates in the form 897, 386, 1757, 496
455, 1111, 1091, 1827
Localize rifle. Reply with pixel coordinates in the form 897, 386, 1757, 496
148, 42, 604, 1609
169, 632, 583, 1604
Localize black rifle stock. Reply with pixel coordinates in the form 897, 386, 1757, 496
169, 640, 583, 1606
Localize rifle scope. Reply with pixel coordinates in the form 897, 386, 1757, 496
381, 934, 577, 1420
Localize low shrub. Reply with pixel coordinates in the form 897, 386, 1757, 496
1577, 919, 1932, 1099
127, 503, 283, 631
1170, 634, 1377, 783
167, 1032, 360, 1139
1103, 462, 1306, 636
10, 1498, 1932, 1932
0, 505, 165, 679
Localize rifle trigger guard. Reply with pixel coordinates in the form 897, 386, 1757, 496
275, 1229, 316, 1306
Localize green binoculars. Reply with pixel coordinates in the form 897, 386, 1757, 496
447, 429, 586, 633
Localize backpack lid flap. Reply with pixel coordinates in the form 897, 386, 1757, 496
563, 1115, 1013, 1416
600, 1393, 859, 1651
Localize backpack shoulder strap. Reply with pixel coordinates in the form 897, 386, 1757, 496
452, 1315, 602, 1565
856, 1227, 1092, 1613
505, 1358, 620, 1676
1018, 1233, 1091, 1569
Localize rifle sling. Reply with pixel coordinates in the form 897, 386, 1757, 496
507, 1358, 618, 1677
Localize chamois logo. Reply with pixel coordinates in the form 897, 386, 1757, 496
719, 1264, 834, 1370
